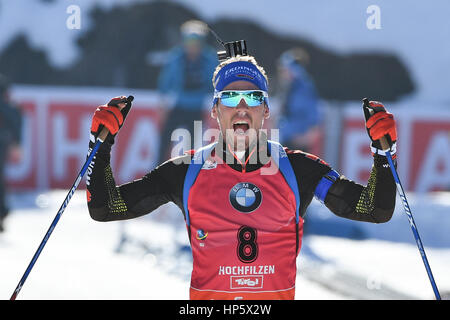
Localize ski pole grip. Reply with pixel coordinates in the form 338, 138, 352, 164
362, 98, 391, 151
97, 95, 134, 142
378, 135, 390, 151
97, 126, 110, 142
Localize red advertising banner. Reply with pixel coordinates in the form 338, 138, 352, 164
5, 86, 450, 193
340, 104, 450, 192
5, 101, 39, 189
6, 86, 165, 190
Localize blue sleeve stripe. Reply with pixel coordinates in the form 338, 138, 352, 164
183, 163, 203, 227
267, 140, 301, 224
182, 143, 217, 226
314, 169, 340, 203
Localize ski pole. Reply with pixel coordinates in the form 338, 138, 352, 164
10, 96, 134, 300
363, 98, 441, 300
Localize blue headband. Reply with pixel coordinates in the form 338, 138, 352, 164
213, 61, 268, 106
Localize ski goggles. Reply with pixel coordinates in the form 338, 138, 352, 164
213, 90, 268, 107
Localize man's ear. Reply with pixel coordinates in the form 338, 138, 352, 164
211, 104, 218, 120
264, 103, 270, 120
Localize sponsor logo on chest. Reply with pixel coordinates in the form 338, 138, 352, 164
229, 182, 262, 213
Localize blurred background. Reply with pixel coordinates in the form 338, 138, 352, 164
0, 0, 449, 300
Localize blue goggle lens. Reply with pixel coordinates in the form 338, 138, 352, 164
217, 90, 267, 107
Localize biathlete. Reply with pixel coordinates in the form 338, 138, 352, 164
86, 53, 397, 300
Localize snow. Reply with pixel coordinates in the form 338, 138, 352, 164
305, 236, 450, 300
1, 190, 449, 300
1, 191, 188, 300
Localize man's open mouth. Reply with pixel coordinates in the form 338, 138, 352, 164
233, 121, 250, 133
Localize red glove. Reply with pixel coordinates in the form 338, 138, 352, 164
363, 100, 397, 151
90, 96, 128, 135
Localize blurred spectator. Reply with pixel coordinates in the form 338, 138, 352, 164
276, 48, 321, 154
157, 20, 217, 163
0, 74, 23, 232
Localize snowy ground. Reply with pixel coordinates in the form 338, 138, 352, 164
1, 190, 449, 300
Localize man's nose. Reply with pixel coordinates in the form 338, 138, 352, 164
236, 98, 249, 109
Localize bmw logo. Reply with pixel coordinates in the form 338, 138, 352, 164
229, 182, 262, 213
